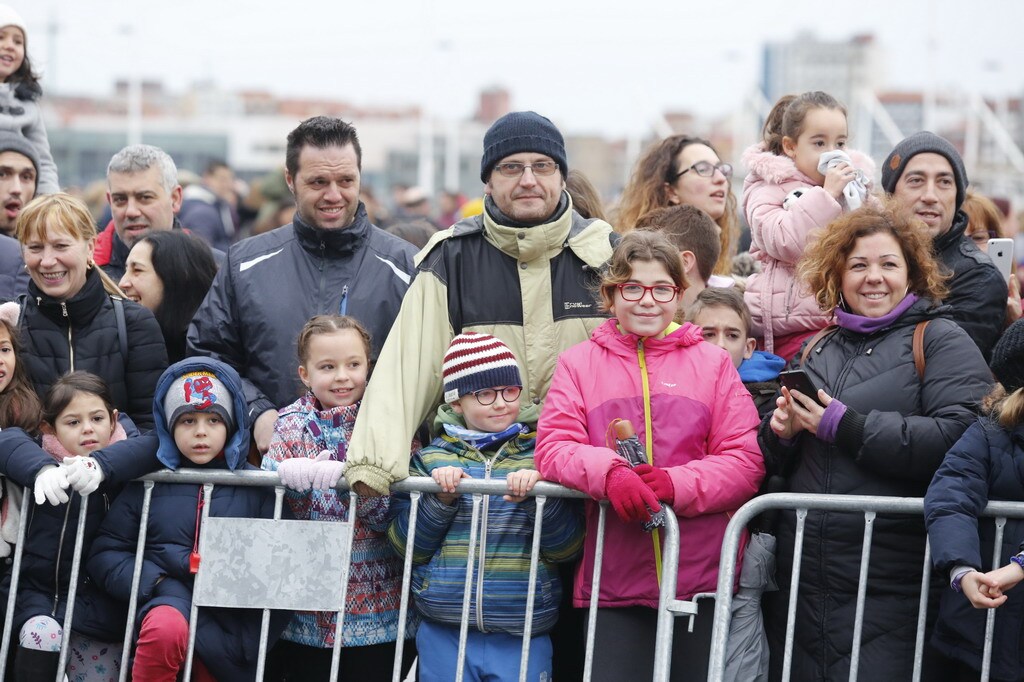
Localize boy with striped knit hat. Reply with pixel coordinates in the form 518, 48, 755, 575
388, 332, 583, 682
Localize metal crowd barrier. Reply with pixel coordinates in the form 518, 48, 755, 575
0, 470, 701, 682
707, 493, 1024, 682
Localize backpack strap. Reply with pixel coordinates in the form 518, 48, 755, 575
800, 325, 838, 367
912, 320, 930, 381
111, 296, 128, 366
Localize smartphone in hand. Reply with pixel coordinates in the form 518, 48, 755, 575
988, 238, 1015, 283
779, 369, 825, 408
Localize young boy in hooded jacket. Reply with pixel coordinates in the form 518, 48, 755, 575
88, 358, 290, 681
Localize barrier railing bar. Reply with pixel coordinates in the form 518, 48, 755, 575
582, 502, 608, 682
518, 495, 545, 682
392, 491, 420, 682
912, 538, 931, 682
981, 516, 1006, 682
781, 508, 806, 682
183, 483, 214, 682
848, 511, 876, 682
57, 493, 90, 680
118, 480, 154, 682
455, 493, 483, 682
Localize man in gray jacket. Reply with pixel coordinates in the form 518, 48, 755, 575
0, 132, 34, 299
187, 116, 416, 451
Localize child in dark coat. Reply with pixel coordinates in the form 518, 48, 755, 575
926, 320, 1024, 681
88, 358, 287, 681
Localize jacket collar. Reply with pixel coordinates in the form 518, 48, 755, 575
482, 192, 574, 262
30, 267, 108, 323
590, 318, 704, 357
292, 203, 371, 257
932, 210, 970, 254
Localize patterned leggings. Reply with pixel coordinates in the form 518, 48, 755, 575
19, 615, 121, 682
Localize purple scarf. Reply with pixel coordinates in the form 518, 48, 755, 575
834, 293, 919, 334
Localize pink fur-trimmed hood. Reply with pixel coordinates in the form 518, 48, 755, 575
741, 143, 876, 186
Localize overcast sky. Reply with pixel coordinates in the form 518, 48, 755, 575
18, 0, 1024, 137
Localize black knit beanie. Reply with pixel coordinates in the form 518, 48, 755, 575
480, 111, 567, 183
991, 319, 1024, 394
881, 131, 968, 211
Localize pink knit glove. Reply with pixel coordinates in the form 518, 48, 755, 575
277, 457, 317, 492
604, 466, 660, 523
309, 451, 346, 491
633, 464, 675, 506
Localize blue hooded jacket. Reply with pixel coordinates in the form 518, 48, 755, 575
87, 358, 290, 681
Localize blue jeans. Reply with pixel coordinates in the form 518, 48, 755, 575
416, 620, 552, 682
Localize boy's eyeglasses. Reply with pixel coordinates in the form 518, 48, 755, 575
671, 161, 733, 181
616, 283, 680, 303
494, 162, 560, 178
472, 386, 523, 405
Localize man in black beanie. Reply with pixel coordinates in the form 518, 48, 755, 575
349, 111, 615, 493
883, 131, 1006, 359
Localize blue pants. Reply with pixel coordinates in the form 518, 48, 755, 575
416, 620, 552, 682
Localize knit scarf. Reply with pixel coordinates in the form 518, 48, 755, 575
442, 422, 527, 451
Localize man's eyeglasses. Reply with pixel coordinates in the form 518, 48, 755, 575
494, 162, 560, 178
671, 161, 733, 181
616, 283, 680, 303
472, 386, 523, 405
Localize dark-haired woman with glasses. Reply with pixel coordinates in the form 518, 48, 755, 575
615, 135, 740, 279
536, 230, 763, 682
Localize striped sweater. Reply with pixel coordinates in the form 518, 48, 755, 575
387, 405, 584, 636
262, 394, 408, 648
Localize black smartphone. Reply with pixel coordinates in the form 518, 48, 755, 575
778, 369, 825, 407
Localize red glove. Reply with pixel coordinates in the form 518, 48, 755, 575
604, 466, 661, 523
634, 464, 675, 506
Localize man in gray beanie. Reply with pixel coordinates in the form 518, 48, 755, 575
349, 111, 615, 495
0, 132, 36, 298
883, 131, 1006, 359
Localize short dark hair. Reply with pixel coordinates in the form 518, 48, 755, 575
138, 231, 218, 349
636, 205, 721, 283
285, 116, 362, 178
686, 287, 753, 337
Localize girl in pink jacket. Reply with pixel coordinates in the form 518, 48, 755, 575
743, 91, 875, 361
535, 231, 763, 682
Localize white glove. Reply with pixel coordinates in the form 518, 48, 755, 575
34, 465, 70, 506
309, 451, 346, 491
62, 456, 105, 496
277, 456, 318, 492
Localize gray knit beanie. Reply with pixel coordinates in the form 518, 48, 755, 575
881, 131, 968, 211
991, 319, 1024, 395
0, 132, 39, 181
163, 371, 236, 433
480, 111, 567, 183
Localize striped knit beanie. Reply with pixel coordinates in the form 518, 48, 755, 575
442, 332, 522, 404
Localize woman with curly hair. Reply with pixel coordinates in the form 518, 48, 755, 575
759, 204, 992, 681
615, 135, 739, 278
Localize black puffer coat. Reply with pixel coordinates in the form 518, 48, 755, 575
21, 268, 167, 430
759, 299, 992, 681
935, 210, 1006, 361
925, 420, 1024, 681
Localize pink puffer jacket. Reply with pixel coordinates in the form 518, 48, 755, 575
742, 144, 876, 354
535, 319, 763, 608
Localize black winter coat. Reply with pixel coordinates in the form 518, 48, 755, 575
186, 204, 415, 419
935, 210, 1007, 361
21, 269, 168, 430
925, 420, 1024, 680
759, 299, 992, 681
88, 463, 288, 682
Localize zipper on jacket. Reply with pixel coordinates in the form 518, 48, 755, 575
317, 242, 328, 315
60, 302, 75, 371
475, 455, 494, 633
339, 285, 349, 317
52, 501, 73, 616
636, 339, 663, 585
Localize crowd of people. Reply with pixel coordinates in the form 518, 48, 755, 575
2, 3, 1024, 681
